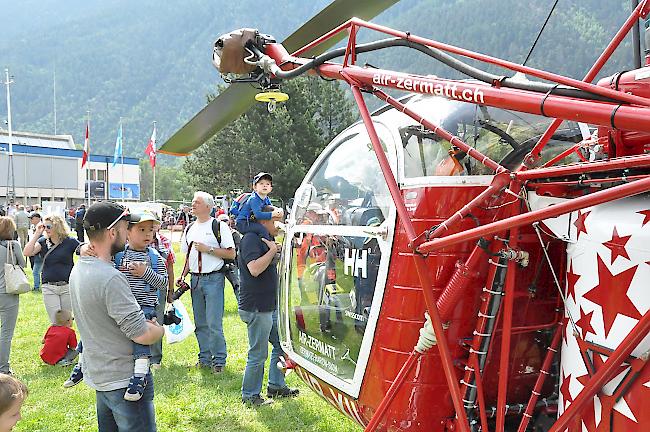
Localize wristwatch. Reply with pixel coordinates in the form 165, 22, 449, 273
209, 246, 215, 254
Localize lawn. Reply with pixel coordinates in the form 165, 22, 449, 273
12, 236, 360, 432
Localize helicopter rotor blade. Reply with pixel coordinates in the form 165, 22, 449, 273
159, 0, 399, 156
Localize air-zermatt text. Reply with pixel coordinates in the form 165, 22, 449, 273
373, 73, 485, 104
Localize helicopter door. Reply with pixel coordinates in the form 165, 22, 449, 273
279, 123, 397, 398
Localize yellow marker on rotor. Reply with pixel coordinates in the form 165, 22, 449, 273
255, 91, 289, 113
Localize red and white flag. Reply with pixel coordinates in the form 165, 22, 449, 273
144, 125, 157, 168
81, 123, 90, 168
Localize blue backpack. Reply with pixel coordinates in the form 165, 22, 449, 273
229, 192, 252, 217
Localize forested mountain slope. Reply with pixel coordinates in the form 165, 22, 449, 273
0, 0, 641, 159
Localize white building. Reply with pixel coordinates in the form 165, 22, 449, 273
0, 130, 140, 206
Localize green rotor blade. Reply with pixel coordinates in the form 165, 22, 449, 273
159, 0, 399, 155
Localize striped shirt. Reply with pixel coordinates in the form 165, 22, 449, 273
115, 247, 168, 309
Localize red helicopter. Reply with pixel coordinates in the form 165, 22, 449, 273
160, 1, 650, 430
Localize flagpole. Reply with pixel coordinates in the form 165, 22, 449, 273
120, 119, 125, 204
4, 69, 16, 206
86, 110, 91, 206
152, 121, 156, 203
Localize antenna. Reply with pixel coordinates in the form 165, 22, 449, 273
152, 120, 157, 203
53, 63, 57, 134
86, 109, 91, 206
3, 68, 16, 206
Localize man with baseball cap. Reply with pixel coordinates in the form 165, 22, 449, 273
69, 201, 163, 431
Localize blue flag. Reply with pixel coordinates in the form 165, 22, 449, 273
113, 123, 123, 166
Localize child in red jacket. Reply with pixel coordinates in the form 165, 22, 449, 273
40, 310, 78, 366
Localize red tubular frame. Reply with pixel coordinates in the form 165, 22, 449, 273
516, 153, 650, 181
528, 0, 650, 160
540, 142, 585, 168
372, 88, 506, 173
350, 85, 470, 432
471, 355, 490, 432
418, 176, 650, 253
527, 174, 650, 189
423, 173, 508, 241
267, 42, 650, 134
517, 322, 563, 432
549, 311, 650, 432
496, 218, 519, 431
290, 17, 650, 108
363, 352, 420, 432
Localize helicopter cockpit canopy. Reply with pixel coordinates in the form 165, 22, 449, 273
279, 121, 396, 397
293, 124, 395, 228
398, 95, 585, 181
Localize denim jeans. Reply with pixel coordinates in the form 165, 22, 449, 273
32, 258, 43, 290
96, 374, 155, 432
191, 272, 227, 367
239, 309, 286, 399
0, 293, 19, 374
132, 306, 156, 359
150, 287, 168, 364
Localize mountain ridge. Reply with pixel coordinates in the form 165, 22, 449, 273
0, 0, 642, 160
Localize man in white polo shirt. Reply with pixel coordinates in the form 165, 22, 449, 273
178, 191, 235, 373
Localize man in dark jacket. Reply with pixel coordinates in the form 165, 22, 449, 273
238, 206, 298, 406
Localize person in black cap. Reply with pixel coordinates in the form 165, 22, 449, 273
66, 201, 163, 431
234, 172, 283, 237
74, 204, 86, 243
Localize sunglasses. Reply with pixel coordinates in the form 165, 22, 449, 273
44, 224, 53, 229
107, 208, 130, 230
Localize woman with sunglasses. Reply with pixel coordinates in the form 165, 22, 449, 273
23, 215, 80, 324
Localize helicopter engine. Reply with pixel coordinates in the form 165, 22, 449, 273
597, 70, 650, 157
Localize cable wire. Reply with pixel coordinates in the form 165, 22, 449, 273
522, 0, 561, 67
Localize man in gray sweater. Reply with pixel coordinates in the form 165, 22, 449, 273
69, 201, 164, 431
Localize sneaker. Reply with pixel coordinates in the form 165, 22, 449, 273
57, 358, 74, 367
211, 365, 224, 374
124, 375, 147, 402
242, 395, 273, 406
267, 386, 299, 399
63, 364, 83, 388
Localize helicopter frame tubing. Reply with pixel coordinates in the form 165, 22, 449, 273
256, 5, 650, 431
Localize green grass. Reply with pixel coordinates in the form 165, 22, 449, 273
12, 240, 360, 432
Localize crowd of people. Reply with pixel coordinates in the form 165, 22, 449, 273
0, 171, 296, 430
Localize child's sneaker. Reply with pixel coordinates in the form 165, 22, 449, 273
63, 364, 83, 387
124, 375, 147, 401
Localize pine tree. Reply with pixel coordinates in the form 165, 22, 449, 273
183, 77, 357, 201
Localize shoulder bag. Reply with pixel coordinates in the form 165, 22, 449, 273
4, 240, 30, 294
